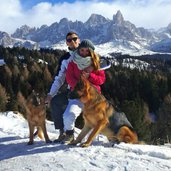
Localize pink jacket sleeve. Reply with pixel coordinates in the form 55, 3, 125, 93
88, 70, 106, 86
66, 62, 78, 90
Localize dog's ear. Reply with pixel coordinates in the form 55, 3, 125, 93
80, 74, 90, 88
80, 74, 86, 83
85, 81, 91, 95
76, 74, 88, 91
81, 75, 91, 99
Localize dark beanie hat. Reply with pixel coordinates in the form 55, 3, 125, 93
78, 39, 95, 51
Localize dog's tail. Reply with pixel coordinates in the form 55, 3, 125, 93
117, 126, 139, 144
33, 127, 44, 139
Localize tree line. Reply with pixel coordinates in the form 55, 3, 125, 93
0, 46, 171, 144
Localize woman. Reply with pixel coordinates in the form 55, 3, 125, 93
62, 39, 106, 144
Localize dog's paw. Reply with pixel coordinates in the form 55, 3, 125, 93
27, 141, 34, 145
69, 140, 79, 145
80, 142, 90, 148
69, 142, 77, 146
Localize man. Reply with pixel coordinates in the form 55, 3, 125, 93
45, 31, 80, 142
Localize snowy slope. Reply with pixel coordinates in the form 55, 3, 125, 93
50, 40, 160, 57
0, 112, 171, 171
150, 38, 171, 53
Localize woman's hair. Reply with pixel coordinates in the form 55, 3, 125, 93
90, 49, 100, 71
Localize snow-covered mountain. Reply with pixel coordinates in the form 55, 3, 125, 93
0, 32, 14, 47
12, 25, 36, 40
150, 38, 171, 53
0, 111, 171, 171
0, 31, 38, 49
0, 11, 171, 53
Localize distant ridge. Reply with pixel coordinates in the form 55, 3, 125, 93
0, 11, 171, 53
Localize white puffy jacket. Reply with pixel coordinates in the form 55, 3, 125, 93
48, 52, 73, 97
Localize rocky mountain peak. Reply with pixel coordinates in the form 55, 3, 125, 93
59, 18, 69, 24
39, 24, 48, 29
167, 23, 171, 31
113, 10, 124, 25
12, 25, 36, 39
85, 13, 108, 26
0, 31, 14, 47
0, 31, 9, 39
20, 25, 31, 30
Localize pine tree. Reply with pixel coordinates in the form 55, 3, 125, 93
2, 66, 13, 97
22, 66, 29, 80
156, 93, 171, 143
0, 84, 8, 112
43, 65, 53, 92
121, 98, 151, 142
43, 65, 52, 81
17, 91, 27, 118
12, 65, 20, 77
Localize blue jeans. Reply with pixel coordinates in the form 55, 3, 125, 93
50, 91, 68, 130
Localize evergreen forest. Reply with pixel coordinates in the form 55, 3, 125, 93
0, 46, 171, 144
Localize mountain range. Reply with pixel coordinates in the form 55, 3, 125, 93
0, 10, 171, 54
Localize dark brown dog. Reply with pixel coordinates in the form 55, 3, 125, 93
69, 75, 139, 147
18, 91, 52, 145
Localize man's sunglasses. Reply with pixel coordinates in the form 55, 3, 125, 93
66, 37, 78, 43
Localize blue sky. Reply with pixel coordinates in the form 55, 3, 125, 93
0, 0, 171, 34
21, 0, 115, 9
21, 0, 77, 9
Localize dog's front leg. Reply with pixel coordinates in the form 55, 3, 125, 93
81, 119, 108, 147
28, 122, 34, 145
41, 122, 52, 143
71, 125, 91, 145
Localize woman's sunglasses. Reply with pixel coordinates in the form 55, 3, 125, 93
66, 37, 78, 43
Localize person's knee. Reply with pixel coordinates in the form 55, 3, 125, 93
64, 112, 76, 129
51, 95, 59, 106
50, 96, 64, 113
64, 112, 74, 123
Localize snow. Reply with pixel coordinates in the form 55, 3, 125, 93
50, 40, 159, 57
0, 59, 6, 66
50, 40, 68, 51
150, 38, 171, 53
0, 111, 171, 171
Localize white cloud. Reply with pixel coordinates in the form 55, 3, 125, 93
0, 0, 171, 34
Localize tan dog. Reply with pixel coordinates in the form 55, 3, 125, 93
69, 76, 139, 147
18, 91, 52, 145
